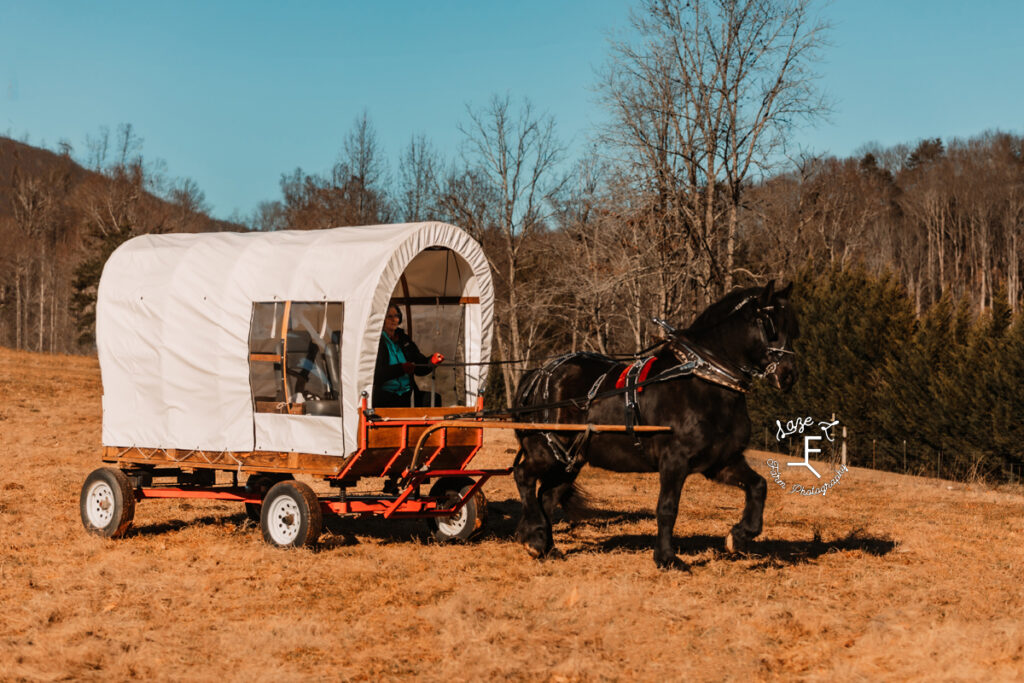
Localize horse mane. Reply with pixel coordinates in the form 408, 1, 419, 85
684, 286, 762, 335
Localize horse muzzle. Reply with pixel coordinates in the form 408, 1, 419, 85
770, 362, 796, 392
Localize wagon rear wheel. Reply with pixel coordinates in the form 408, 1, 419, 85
426, 478, 488, 542
80, 467, 136, 539
260, 480, 322, 548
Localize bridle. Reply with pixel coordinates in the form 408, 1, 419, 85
748, 302, 794, 379
689, 294, 795, 385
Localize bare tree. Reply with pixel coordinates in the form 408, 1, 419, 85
10, 150, 72, 351
601, 0, 829, 304
396, 133, 441, 222
449, 94, 567, 403
249, 200, 288, 231
340, 110, 389, 224
166, 177, 211, 232
71, 125, 148, 346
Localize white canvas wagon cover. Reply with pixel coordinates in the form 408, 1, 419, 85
97, 222, 493, 457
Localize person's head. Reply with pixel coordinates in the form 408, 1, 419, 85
384, 304, 402, 339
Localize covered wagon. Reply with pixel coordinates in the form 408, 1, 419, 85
80, 222, 504, 546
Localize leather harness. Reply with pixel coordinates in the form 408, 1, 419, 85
517, 301, 794, 472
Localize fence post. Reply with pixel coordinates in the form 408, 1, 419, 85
841, 426, 847, 468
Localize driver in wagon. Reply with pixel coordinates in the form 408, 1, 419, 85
373, 303, 445, 407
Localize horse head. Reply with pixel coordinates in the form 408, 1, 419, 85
745, 280, 798, 391
684, 280, 799, 392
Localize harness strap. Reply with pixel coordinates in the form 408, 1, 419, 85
543, 425, 595, 473
536, 352, 603, 402
668, 339, 750, 393
452, 342, 751, 422
615, 357, 657, 448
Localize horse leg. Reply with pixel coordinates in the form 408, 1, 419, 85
513, 443, 553, 559
711, 456, 768, 553
654, 457, 689, 570
536, 468, 580, 560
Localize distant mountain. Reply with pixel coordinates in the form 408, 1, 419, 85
0, 136, 243, 232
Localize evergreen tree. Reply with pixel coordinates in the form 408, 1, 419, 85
749, 262, 915, 463
69, 162, 145, 346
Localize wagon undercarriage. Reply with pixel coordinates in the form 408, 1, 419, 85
82, 405, 670, 547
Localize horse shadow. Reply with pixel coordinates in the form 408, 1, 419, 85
126, 501, 896, 569
593, 529, 896, 568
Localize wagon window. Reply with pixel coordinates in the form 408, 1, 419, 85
248, 301, 344, 415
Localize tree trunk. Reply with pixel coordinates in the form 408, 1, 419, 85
38, 262, 46, 353
15, 267, 22, 350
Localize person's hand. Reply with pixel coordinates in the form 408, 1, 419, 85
401, 361, 416, 374
430, 353, 445, 365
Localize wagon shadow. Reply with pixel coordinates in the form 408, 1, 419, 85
317, 497, 527, 547
130, 512, 250, 537
590, 530, 896, 567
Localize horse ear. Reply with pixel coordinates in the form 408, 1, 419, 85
777, 281, 793, 299
760, 280, 775, 306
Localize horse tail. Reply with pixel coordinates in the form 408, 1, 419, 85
560, 481, 593, 520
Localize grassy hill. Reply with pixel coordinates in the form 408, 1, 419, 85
0, 346, 1022, 679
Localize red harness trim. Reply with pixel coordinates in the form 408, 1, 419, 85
615, 357, 657, 392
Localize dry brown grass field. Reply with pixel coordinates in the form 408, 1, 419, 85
1, 347, 1023, 681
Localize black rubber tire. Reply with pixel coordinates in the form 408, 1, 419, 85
426, 478, 488, 542
80, 467, 136, 539
260, 480, 322, 548
244, 473, 293, 522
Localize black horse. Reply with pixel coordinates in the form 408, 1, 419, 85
513, 281, 798, 569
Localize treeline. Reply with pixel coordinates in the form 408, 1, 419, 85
743, 133, 1024, 315
0, 125, 239, 352
748, 265, 1024, 484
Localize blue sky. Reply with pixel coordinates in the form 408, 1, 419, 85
2, 1, 1022, 220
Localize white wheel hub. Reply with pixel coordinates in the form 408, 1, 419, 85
267, 495, 301, 545
85, 481, 115, 528
436, 502, 469, 537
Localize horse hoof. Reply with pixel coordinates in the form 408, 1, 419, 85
725, 532, 736, 553
523, 542, 544, 559
545, 547, 565, 561
655, 555, 689, 572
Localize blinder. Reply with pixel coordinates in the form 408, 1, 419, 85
741, 299, 794, 381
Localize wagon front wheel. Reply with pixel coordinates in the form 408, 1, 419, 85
80, 467, 136, 539
260, 480, 322, 548
427, 480, 488, 542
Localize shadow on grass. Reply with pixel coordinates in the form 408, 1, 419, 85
318, 497, 527, 548
592, 529, 896, 568
126, 499, 893, 569
130, 512, 251, 537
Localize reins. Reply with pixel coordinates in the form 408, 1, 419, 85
434, 335, 750, 422
422, 339, 668, 369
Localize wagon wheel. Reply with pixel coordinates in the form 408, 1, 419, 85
260, 480, 322, 548
426, 478, 488, 543
244, 473, 294, 523
80, 467, 136, 539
